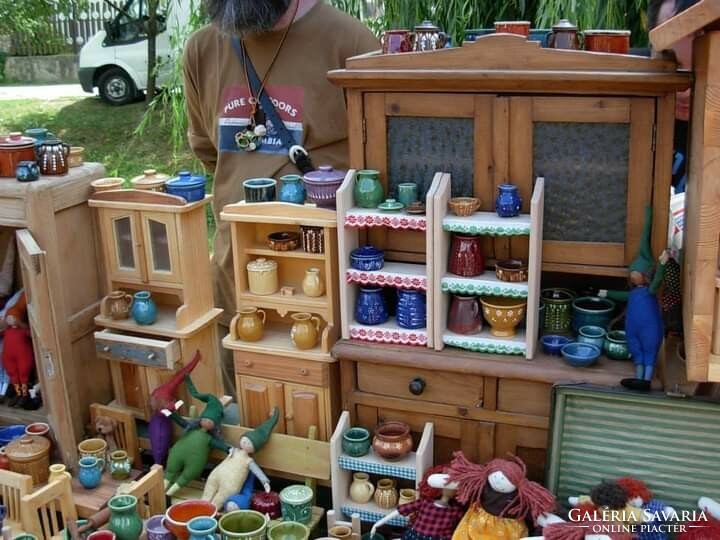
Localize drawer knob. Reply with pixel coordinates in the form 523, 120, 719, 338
409, 377, 426, 396
147, 353, 156, 361
244, 360, 253, 367
299, 368, 309, 376
102, 345, 111, 353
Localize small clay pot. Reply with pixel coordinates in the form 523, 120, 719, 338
374, 478, 399, 509
268, 231, 299, 251
372, 422, 413, 461
448, 197, 481, 217
495, 259, 528, 282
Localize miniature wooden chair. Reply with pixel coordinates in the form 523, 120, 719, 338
0, 469, 33, 533
21, 475, 77, 539
90, 402, 141, 468
118, 464, 166, 518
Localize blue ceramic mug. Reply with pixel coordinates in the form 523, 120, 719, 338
16, 161, 39, 182
187, 516, 218, 540
131, 291, 157, 325
78, 456, 104, 489
279, 174, 306, 204
244, 178, 277, 202
355, 287, 388, 326
495, 183, 522, 218
396, 289, 426, 329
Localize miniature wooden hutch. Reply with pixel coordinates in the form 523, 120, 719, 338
329, 34, 690, 479
220, 202, 341, 441
0, 164, 110, 465
89, 190, 223, 419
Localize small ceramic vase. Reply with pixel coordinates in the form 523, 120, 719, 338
107, 495, 143, 540
329, 525, 353, 540
374, 478, 399, 509
342, 427, 371, 457
244, 178, 277, 202
355, 287, 388, 326
399, 489, 417, 505
247, 258, 279, 295
279, 174, 306, 204
187, 516, 218, 540
302, 268, 325, 297
280, 485, 313, 524
251, 491, 281, 519
449, 234, 484, 277
78, 456, 104, 489
290, 313, 321, 350
101, 290, 133, 320
15, 160, 39, 182
604, 330, 631, 360
547, 19, 580, 49
301, 226, 324, 254
131, 290, 157, 325
37, 138, 70, 175
109, 450, 131, 480
349, 472, 375, 504
494, 21, 531, 37
146, 514, 174, 540
236, 307, 266, 342
372, 421, 413, 461
396, 183, 418, 207
48, 463, 71, 483
495, 183, 522, 218
448, 295, 482, 335
354, 169, 384, 209
396, 289, 426, 330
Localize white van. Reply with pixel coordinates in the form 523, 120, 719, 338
78, 0, 189, 105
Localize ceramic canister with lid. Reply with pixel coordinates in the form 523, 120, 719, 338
165, 171, 207, 203
6, 435, 51, 485
302, 165, 346, 209
131, 169, 170, 191
247, 258, 279, 295
0, 133, 37, 178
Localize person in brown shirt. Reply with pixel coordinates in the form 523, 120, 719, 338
183, 0, 378, 386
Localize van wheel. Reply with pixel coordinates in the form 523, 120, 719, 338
97, 68, 137, 106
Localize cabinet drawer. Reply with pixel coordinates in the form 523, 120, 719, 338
234, 351, 327, 386
357, 363, 484, 409
95, 330, 181, 369
497, 379, 551, 416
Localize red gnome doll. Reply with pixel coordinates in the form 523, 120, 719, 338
0, 291, 35, 409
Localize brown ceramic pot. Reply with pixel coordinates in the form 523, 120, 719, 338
37, 138, 70, 175
0, 133, 36, 178
448, 295, 482, 335
101, 291, 134, 320
583, 30, 630, 54
372, 421, 413, 461
373, 478, 399, 509
6, 435, 51, 485
448, 234, 484, 277
494, 21, 531, 37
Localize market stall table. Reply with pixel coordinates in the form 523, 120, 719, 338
71, 469, 142, 518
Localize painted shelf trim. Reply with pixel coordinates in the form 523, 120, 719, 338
338, 451, 417, 480
345, 208, 427, 231
345, 262, 427, 291
441, 275, 528, 298
349, 319, 428, 346
443, 329, 527, 355
340, 504, 409, 527
443, 212, 530, 236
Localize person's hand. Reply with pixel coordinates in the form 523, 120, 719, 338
264, 482, 271, 493
659, 250, 670, 265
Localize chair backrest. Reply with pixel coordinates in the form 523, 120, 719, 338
119, 464, 166, 519
21, 475, 77, 539
90, 402, 140, 468
0, 469, 33, 524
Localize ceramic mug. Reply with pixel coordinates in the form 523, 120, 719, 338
243, 178, 277, 202
399, 489, 417, 505
583, 30, 630, 54
187, 516, 218, 540
88, 532, 116, 540
494, 21, 531, 37
145, 514, 174, 540
329, 525, 353, 540
381, 29, 412, 54
278, 174, 306, 204
397, 183, 419, 207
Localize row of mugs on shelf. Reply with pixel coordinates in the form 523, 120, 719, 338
449, 237, 527, 280
91, 169, 207, 203
242, 165, 345, 209
236, 308, 323, 350
77, 437, 132, 488
349, 474, 417, 509
355, 287, 426, 329
247, 259, 326, 298
342, 421, 414, 461
101, 290, 158, 325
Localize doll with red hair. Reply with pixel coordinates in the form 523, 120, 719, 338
677, 497, 720, 540
616, 477, 674, 540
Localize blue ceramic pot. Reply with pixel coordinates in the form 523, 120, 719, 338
561, 342, 601, 367
15, 160, 39, 182
78, 456, 103, 489
541, 335, 572, 356
244, 178, 277, 202
24, 128, 54, 149
577, 325, 607, 349
279, 174, 306, 204
165, 171, 206, 202
355, 287, 388, 325
495, 183, 522, 218
131, 291, 157, 325
342, 427, 371, 457
396, 289, 426, 329
571, 296, 615, 333
187, 516, 218, 540
350, 246, 384, 271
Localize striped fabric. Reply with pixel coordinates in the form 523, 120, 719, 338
547, 386, 720, 513
341, 506, 409, 527
338, 456, 416, 480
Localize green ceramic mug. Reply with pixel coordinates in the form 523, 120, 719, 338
267, 521, 309, 540
218, 509, 269, 540
397, 183, 419, 207
279, 485, 313, 525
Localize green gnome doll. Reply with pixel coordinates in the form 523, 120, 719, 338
164, 375, 230, 495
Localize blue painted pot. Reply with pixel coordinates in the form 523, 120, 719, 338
187, 516, 218, 540
396, 289, 426, 329
244, 178, 277, 202
561, 342, 601, 368
78, 456, 103, 489
24, 128, 55, 150
131, 291, 157, 325
342, 427, 371, 457
355, 287, 388, 325
350, 246, 384, 271
495, 183, 522, 218
165, 171, 206, 202
279, 175, 306, 204
541, 334, 572, 356
15, 160, 39, 182
577, 325, 607, 349
571, 296, 615, 333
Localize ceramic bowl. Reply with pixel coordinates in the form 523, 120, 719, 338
165, 499, 217, 540
25, 422, 50, 437
219, 510, 269, 540
577, 325, 607, 349
448, 197, 481, 217
68, 146, 84, 168
251, 491, 281, 519
91, 177, 125, 192
372, 421, 413, 461
479, 296, 527, 337
342, 427, 371, 457
268, 521, 310, 540
244, 178, 277, 202
268, 231, 300, 251
350, 246, 384, 271
541, 334, 572, 356
406, 201, 426, 215
604, 330, 631, 360
572, 296, 615, 333
495, 259, 528, 282
561, 342, 601, 367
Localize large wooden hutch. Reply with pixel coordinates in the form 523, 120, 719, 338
329, 34, 690, 479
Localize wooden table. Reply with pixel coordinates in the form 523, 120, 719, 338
71, 470, 142, 518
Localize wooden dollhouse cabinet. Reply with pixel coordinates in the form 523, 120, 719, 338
89, 190, 223, 419
220, 201, 341, 440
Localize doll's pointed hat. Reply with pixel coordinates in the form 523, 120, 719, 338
150, 351, 201, 409
243, 407, 280, 452
629, 205, 654, 274
183, 373, 224, 426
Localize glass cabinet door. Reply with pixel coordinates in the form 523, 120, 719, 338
103, 209, 145, 282
140, 212, 182, 284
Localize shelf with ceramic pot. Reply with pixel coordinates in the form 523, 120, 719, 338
432, 177, 545, 359
331, 411, 433, 527
238, 290, 331, 316
337, 170, 447, 349
244, 242, 326, 261
95, 304, 223, 340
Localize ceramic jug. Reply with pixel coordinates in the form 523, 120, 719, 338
448, 295, 482, 335
408, 20, 448, 51
37, 138, 70, 175
547, 19, 580, 49
495, 183, 522, 217
290, 313, 321, 350
302, 268, 325, 297
48, 463, 71, 483
279, 174, 306, 204
354, 169, 384, 208
187, 516, 218, 540
131, 291, 157, 325
78, 456, 104, 489
349, 472, 375, 504
236, 307, 266, 342
109, 450, 131, 480
396, 289, 426, 329
107, 495, 143, 540
15, 160, 39, 182
374, 478, 399, 509
101, 291, 133, 320
355, 287, 388, 325
449, 234, 484, 277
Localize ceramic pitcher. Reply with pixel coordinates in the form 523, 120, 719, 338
78, 456, 104, 489
302, 268, 325, 297
109, 450, 131, 480
290, 313, 321, 350
187, 516, 218, 540
448, 295, 482, 335
449, 234, 484, 277
48, 463, 70, 483
37, 138, 70, 175
349, 472, 375, 504
107, 495, 143, 540
354, 169, 384, 208
236, 307, 266, 342
101, 291, 133, 320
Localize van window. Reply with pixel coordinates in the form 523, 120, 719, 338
104, 0, 167, 46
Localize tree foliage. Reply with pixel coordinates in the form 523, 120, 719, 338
0, 0, 80, 37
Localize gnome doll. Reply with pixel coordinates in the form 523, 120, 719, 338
164, 375, 230, 495
600, 206, 669, 391
148, 351, 202, 465
447, 452, 557, 540
1, 291, 37, 408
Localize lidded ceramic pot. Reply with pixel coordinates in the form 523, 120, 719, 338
247, 258, 279, 295
280, 485, 313, 524
303, 165, 346, 208
6, 435, 51, 485
0, 133, 37, 178
131, 169, 169, 191
547, 19, 580, 49
165, 171, 206, 203
37, 138, 70, 176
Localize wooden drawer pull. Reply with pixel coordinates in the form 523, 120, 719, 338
244, 360, 253, 367
147, 353, 156, 361
102, 345, 111, 353
409, 377, 426, 396
299, 368, 309, 376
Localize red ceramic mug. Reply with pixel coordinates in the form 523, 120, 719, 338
583, 30, 630, 54
88, 532, 116, 540
448, 295, 482, 335
448, 234, 484, 277
381, 29, 412, 54
494, 21, 531, 37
